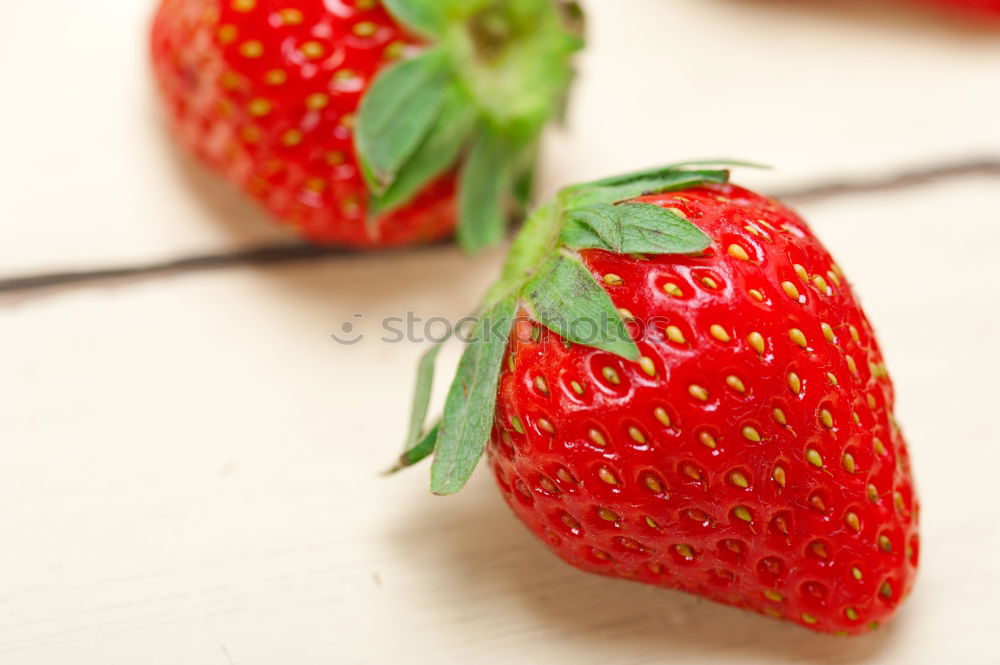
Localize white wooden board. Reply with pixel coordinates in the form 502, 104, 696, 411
1, 0, 999, 275
3, 178, 1000, 663
1, 0, 999, 663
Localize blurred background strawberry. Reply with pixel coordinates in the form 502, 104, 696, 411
151, 0, 582, 249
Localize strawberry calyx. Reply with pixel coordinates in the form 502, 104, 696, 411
357, 0, 584, 252
391, 162, 756, 493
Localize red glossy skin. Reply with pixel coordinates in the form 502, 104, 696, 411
151, 0, 456, 247
490, 183, 918, 635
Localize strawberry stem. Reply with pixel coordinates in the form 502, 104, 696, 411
485, 200, 563, 306
365, 0, 584, 252
395, 163, 750, 493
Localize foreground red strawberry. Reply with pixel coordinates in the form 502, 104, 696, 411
151, 0, 582, 249
394, 164, 919, 635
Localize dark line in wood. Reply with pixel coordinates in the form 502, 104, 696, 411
0, 244, 364, 294
2, 157, 998, 297
773, 157, 1000, 202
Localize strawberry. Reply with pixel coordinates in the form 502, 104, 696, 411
394, 164, 919, 635
150, 0, 582, 249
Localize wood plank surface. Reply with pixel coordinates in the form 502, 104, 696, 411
3, 179, 999, 663
2, 0, 999, 663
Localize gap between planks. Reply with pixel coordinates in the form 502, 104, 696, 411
1, 157, 998, 301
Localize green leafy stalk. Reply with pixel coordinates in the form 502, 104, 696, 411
561, 168, 730, 209
356, 0, 585, 251
387, 421, 441, 473
382, 0, 451, 38
369, 87, 477, 217
395, 163, 745, 494
523, 253, 640, 360
457, 127, 521, 253
431, 296, 518, 495
402, 343, 446, 452
355, 49, 453, 195
560, 202, 711, 254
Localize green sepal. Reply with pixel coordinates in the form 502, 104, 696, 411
369, 87, 477, 217
386, 421, 440, 474
430, 295, 518, 495
512, 143, 539, 212
393, 161, 762, 497
560, 202, 711, 255
576, 160, 764, 190
522, 253, 640, 361
456, 127, 521, 253
381, 0, 446, 37
555, 1, 586, 40
358, 0, 585, 252
448, 1, 583, 139
562, 168, 729, 209
402, 342, 446, 453
355, 48, 453, 195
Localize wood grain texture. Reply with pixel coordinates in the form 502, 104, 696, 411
3, 180, 1000, 663
3, 158, 997, 298
2, 0, 999, 275
2, 0, 1000, 663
